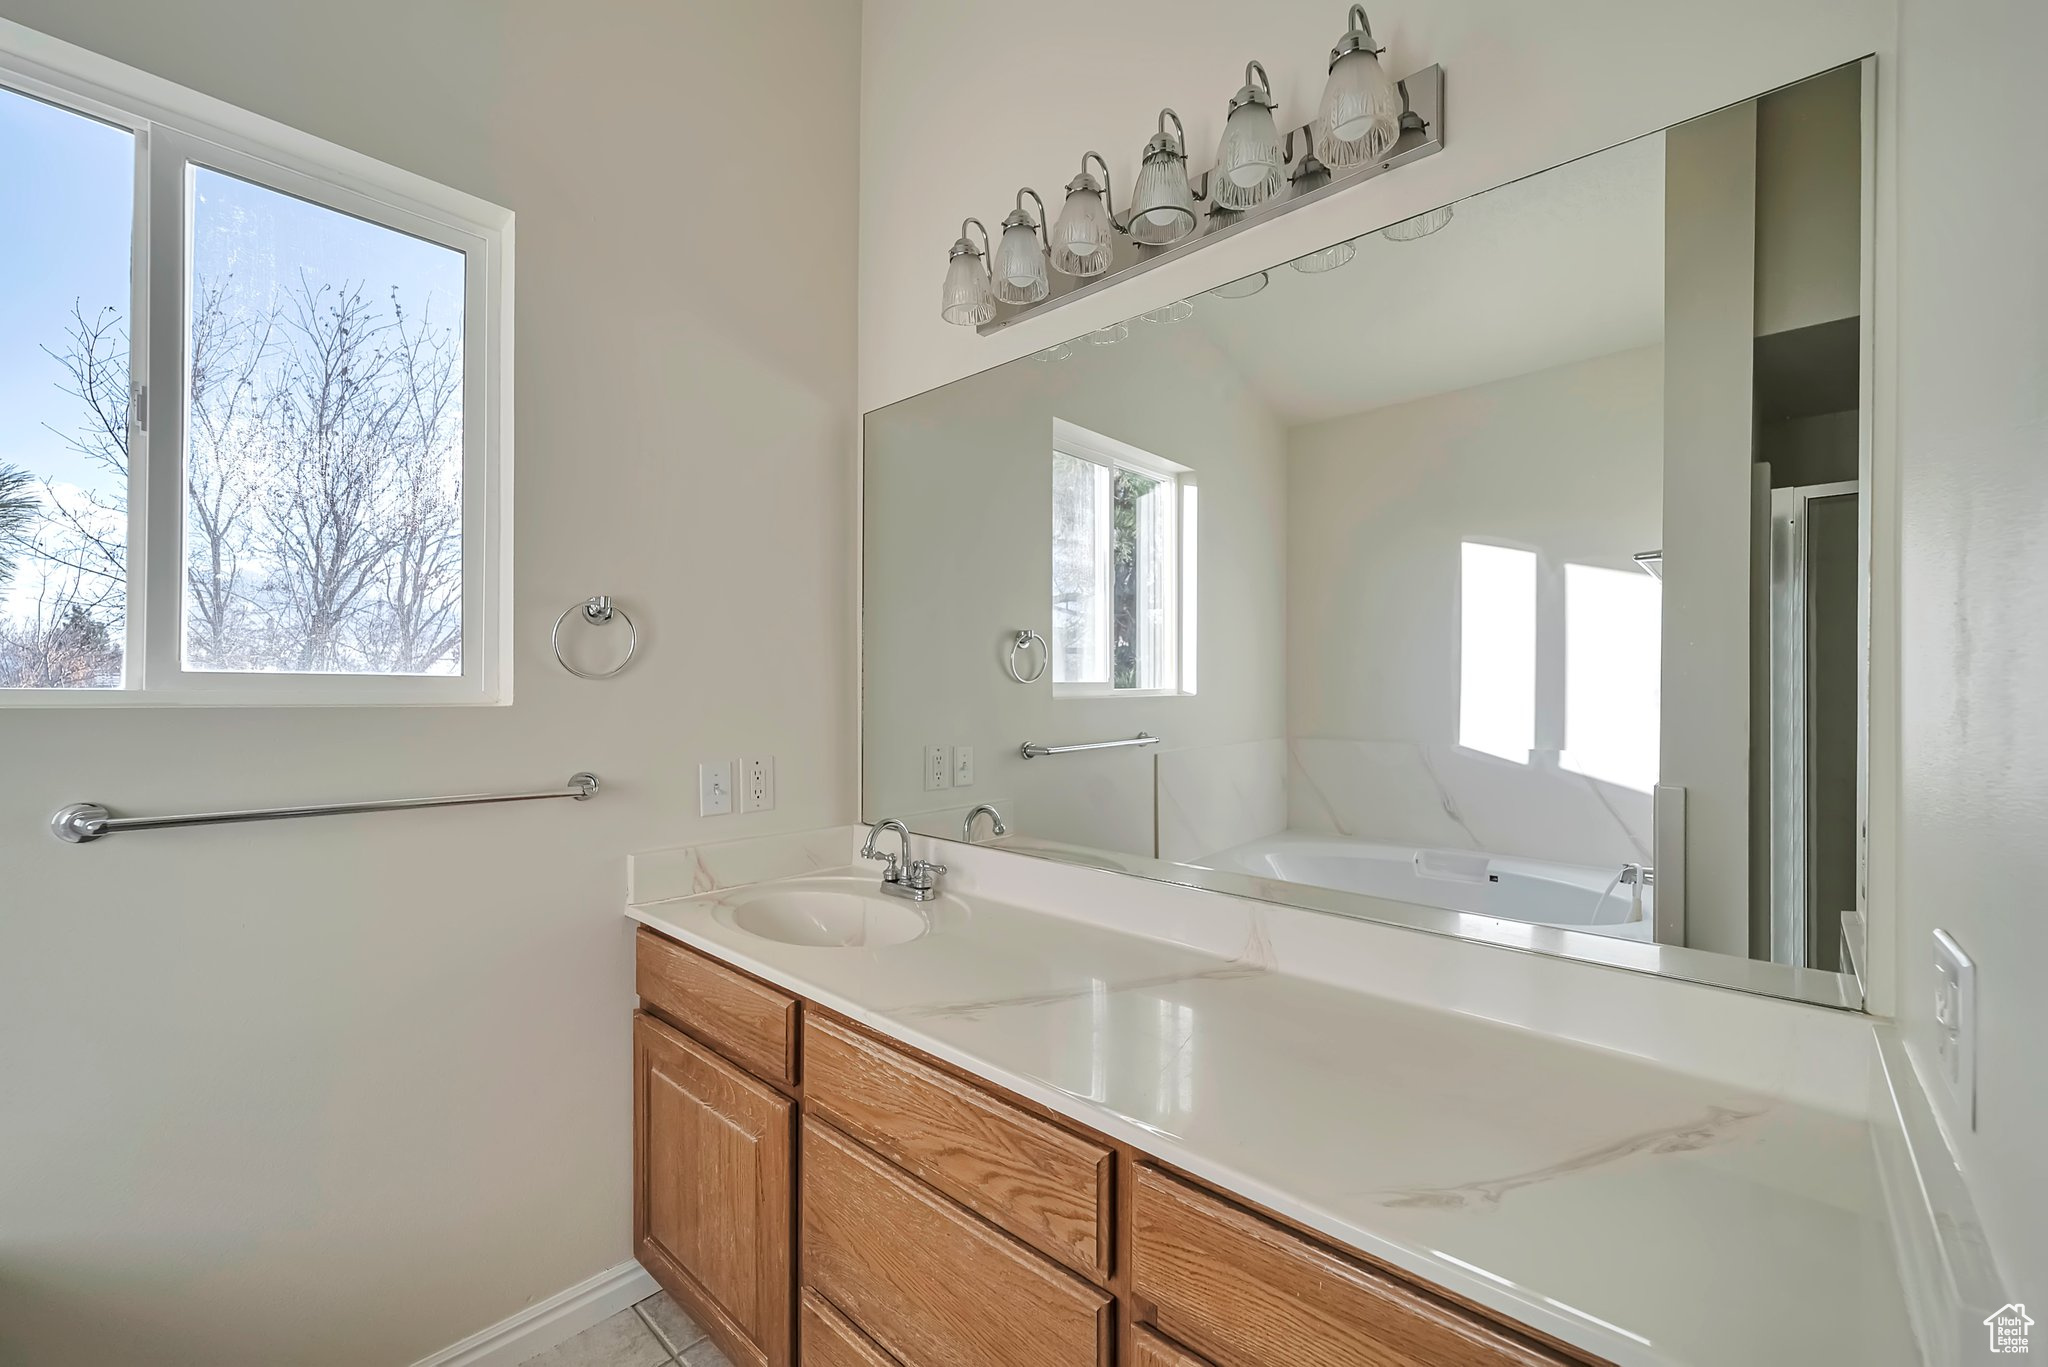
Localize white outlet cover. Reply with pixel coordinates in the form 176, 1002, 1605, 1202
698, 759, 733, 816
953, 745, 975, 787
1931, 929, 1976, 1128
739, 755, 775, 814
924, 744, 951, 792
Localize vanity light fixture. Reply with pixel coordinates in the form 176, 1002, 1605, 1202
1051, 152, 1118, 277
1381, 203, 1453, 240
1139, 298, 1196, 324
1212, 61, 1285, 210
1088, 321, 1130, 345
940, 218, 996, 326
1289, 238, 1355, 273
1128, 110, 1200, 246
1316, 6, 1403, 169
992, 188, 1052, 305
1208, 271, 1269, 299
1289, 150, 1334, 198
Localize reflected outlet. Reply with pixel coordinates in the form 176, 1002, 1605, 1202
1932, 929, 1976, 1128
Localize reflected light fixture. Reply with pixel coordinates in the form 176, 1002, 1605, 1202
1140, 298, 1195, 325
992, 188, 1051, 305
1088, 321, 1130, 345
1212, 61, 1284, 210
1381, 203, 1453, 240
1208, 271, 1269, 299
1316, 6, 1403, 169
1289, 150, 1334, 199
1129, 110, 1199, 246
940, 217, 995, 326
1051, 152, 1118, 277
1289, 237, 1355, 274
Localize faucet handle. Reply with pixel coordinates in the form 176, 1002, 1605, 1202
869, 850, 901, 881
906, 859, 947, 892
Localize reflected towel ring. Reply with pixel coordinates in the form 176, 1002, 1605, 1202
553, 596, 637, 680
1006, 629, 1048, 684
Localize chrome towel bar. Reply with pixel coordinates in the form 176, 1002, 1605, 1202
1019, 733, 1158, 760
51, 772, 601, 844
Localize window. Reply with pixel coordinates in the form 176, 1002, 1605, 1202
1457, 541, 1536, 762
1560, 562, 1661, 792
1049, 420, 1192, 696
0, 39, 508, 703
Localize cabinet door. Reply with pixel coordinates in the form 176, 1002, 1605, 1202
635, 1012, 793, 1367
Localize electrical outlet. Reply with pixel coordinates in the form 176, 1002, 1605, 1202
1932, 929, 1977, 1128
953, 745, 975, 787
698, 759, 733, 817
739, 755, 775, 813
923, 744, 951, 792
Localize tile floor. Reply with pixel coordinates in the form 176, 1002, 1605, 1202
517, 1291, 733, 1367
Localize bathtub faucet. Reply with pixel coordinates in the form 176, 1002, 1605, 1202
1619, 863, 1654, 886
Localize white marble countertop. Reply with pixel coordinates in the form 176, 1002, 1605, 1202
627, 870, 1915, 1367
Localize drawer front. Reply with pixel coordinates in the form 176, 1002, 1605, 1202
802, 1118, 1111, 1367
800, 1291, 902, 1367
803, 1015, 1112, 1280
1132, 1166, 1582, 1367
636, 928, 798, 1084
1133, 1329, 1214, 1367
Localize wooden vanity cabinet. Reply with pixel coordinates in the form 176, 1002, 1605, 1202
632, 1012, 793, 1367
630, 926, 1604, 1367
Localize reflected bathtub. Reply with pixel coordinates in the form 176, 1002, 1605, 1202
1196, 832, 1653, 941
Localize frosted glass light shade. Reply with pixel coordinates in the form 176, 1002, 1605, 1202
1290, 239, 1356, 274
1316, 48, 1402, 168
1050, 184, 1114, 277
992, 220, 1049, 305
1381, 203, 1453, 241
940, 251, 994, 326
1212, 102, 1284, 210
1130, 153, 1197, 246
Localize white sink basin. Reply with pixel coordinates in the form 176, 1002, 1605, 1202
717, 882, 939, 948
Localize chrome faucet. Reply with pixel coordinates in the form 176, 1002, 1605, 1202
861, 818, 947, 902
963, 803, 1007, 841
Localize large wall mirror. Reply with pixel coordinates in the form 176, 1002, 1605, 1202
863, 61, 1874, 1008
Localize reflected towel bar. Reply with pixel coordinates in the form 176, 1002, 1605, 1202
51, 772, 601, 844
1019, 733, 1158, 760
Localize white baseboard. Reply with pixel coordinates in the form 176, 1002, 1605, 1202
409, 1260, 659, 1367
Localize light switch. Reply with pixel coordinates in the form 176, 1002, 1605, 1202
698, 760, 733, 816
1931, 929, 1976, 1128
953, 745, 975, 787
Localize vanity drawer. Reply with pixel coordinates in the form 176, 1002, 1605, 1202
1132, 1166, 1584, 1367
800, 1290, 903, 1367
802, 1118, 1112, 1367
635, 927, 798, 1085
802, 1014, 1113, 1281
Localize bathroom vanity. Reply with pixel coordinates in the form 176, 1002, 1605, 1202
632, 921, 1594, 1367
626, 851, 1915, 1367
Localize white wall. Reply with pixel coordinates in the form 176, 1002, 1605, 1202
863, 321, 1286, 854
1286, 346, 1663, 869
1894, 0, 2048, 1300
0, 4, 859, 1364
857, 0, 1894, 412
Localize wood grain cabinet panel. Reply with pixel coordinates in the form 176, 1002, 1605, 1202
636, 928, 799, 1084
634, 1013, 793, 1367
1132, 1165, 1583, 1367
1133, 1328, 1215, 1367
802, 1015, 1113, 1281
799, 1291, 904, 1367
801, 1118, 1112, 1367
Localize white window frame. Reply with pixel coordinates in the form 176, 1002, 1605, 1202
0, 20, 512, 706
1050, 418, 1193, 700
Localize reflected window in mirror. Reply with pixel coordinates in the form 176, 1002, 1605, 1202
1049, 420, 1194, 697
1560, 562, 1661, 792
1457, 541, 1537, 764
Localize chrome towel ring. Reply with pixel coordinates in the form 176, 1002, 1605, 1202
553, 595, 637, 679
1006, 629, 1048, 684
